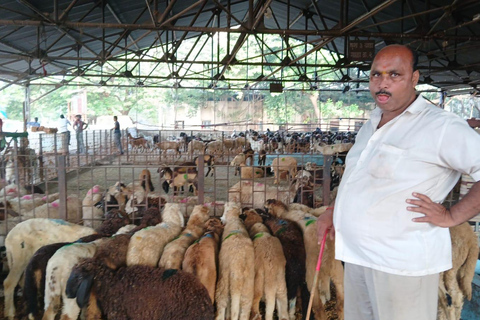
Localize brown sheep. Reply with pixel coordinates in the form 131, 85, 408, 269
265, 199, 344, 320
183, 217, 224, 304
158, 204, 210, 269
437, 222, 479, 320
240, 208, 289, 320
239, 163, 265, 179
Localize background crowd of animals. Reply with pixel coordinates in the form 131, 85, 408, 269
0, 127, 477, 320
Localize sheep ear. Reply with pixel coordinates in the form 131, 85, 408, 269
76, 274, 95, 309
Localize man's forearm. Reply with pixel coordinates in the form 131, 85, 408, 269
450, 180, 480, 225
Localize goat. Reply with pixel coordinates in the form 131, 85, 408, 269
126, 132, 149, 152
194, 155, 215, 177
159, 163, 198, 196
155, 140, 181, 158
271, 156, 298, 184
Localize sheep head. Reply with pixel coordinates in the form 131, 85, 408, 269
220, 201, 242, 224
187, 205, 210, 229
204, 217, 224, 237
264, 199, 288, 217
239, 208, 263, 230
161, 203, 184, 227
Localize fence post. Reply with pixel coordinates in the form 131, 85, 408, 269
197, 154, 205, 204
39, 134, 44, 181
322, 155, 333, 206
57, 155, 68, 220
12, 139, 19, 185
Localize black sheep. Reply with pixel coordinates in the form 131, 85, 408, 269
66, 233, 214, 320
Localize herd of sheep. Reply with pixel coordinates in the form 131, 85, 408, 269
1, 193, 478, 320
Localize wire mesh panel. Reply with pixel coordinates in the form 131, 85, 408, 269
0, 129, 360, 244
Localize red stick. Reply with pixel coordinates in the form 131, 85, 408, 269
305, 229, 329, 319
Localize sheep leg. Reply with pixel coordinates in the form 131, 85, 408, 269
42, 294, 61, 320
230, 291, 241, 320
251, 269, 264, 320
264, 284, 277, 320
215, 273, 229, 320
288, 298, 297, 320
330, 261, 345, 320
275, 280, 289, 320
60, 296, 82, 320
239, 274, 254, 320
86, 291, 102, 320
4, 259, 27, 320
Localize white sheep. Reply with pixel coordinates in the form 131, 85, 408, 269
42, 238, 107, 320
22, 194, 82, 222
81, 185, 104, 228
230, 153, 247, 176
126, 203, 185, 267
3, 219, 96, 320
228, 180, 296, 209
2, 194, 46, 215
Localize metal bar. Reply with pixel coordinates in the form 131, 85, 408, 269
159, 0, 206, 28
2, 19, 480, 41
322, 155, 333, 206
57, 155, 67, 220
197, 154, 204, 204
157, 0, 179, 25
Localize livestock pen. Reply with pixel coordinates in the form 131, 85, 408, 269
0, 127, 476, 320
0, 128, 345, 242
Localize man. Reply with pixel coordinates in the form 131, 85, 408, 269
58, 114, 71, 146
73, 114, 88, 153
111, 116, 124, 155
27, 117, 40, 128
317, 44, 480, 320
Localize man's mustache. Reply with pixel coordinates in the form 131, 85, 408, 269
375, 90, 392, 96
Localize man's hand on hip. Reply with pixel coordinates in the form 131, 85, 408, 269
406, 192, 455, 227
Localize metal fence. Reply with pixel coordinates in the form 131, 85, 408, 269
0, 129, 344, 244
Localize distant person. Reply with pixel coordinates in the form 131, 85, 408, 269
73, 114, 88, 153
27, 117, 40, 128
111, 116, 124, 155
58, 114, 71, 146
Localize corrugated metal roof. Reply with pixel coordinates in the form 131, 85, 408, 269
0, 0, 479, 94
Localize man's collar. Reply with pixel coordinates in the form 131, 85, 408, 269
371, 95, 426, 119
